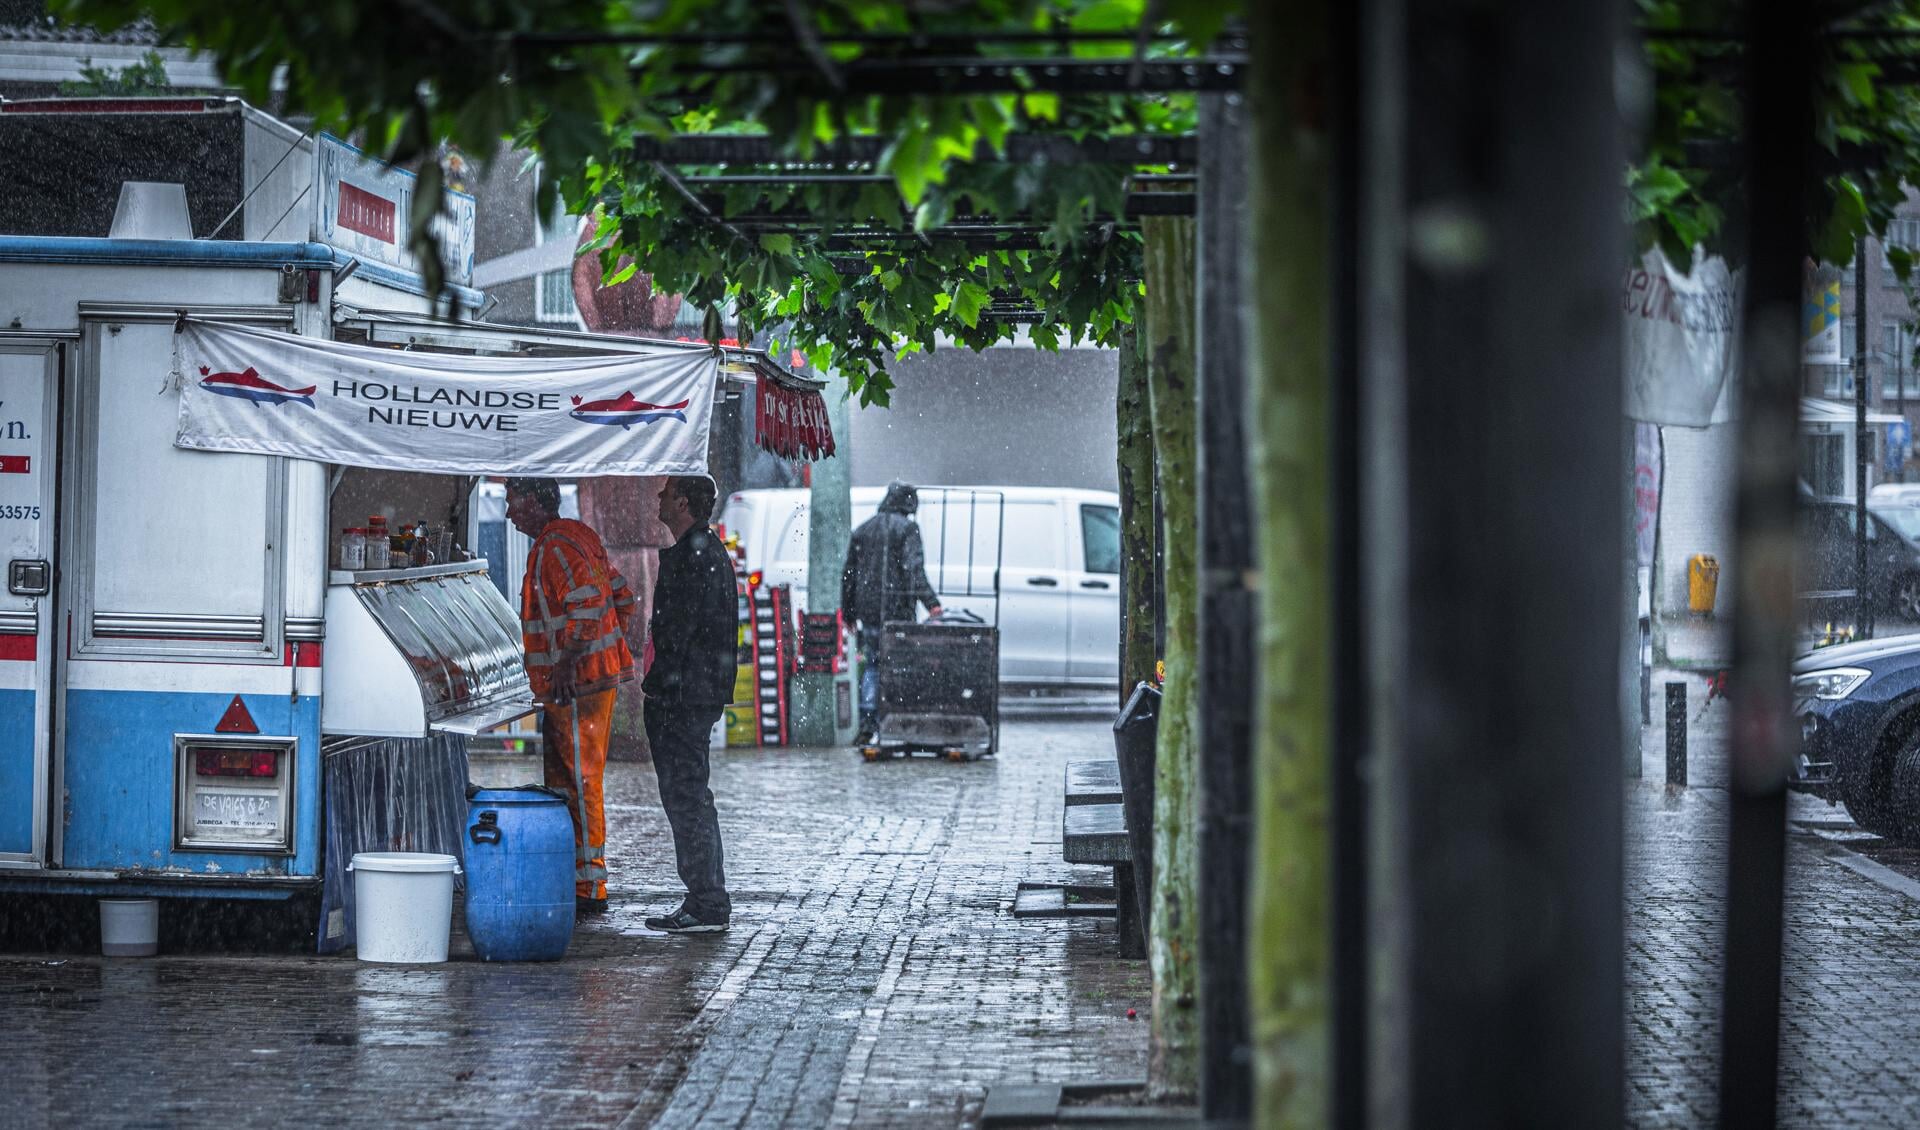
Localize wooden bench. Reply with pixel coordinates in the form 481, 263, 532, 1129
1011, 759, 1144, 955
1063, 765, 1143, 957
1063, 802, 1129, 863
1064, 758, 1122, 807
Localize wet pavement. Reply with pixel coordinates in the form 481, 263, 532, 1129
1629, 666, 1920, 1126
1, 718, 1148, 1128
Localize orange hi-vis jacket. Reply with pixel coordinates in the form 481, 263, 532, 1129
520, 518, 637, 702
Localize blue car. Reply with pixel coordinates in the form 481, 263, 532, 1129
1794, 636, 1920, 835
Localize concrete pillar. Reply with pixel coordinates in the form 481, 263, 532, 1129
789, 369, 858, 746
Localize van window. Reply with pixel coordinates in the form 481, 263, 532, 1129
1081, 504, 1120, 574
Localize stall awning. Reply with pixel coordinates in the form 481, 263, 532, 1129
334, 307, 837, 462
176, 318, 720, 476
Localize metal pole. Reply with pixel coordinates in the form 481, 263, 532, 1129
1666, 682, 1688, 788
1857, 235, 1872, 637
1718, 1, 1816, 1124
1329, 0, 1368, 1121
1195, 89, 1255, 1121
1382, 0, 1623, 1122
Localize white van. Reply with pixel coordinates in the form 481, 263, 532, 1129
718, 486, 1122, 700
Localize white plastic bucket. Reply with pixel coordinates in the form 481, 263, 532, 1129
98, 897, 158, 957
348, 852, 461, 963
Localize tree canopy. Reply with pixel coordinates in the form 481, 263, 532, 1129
1632, 0, 1920, 277
58, 0, 1234, 401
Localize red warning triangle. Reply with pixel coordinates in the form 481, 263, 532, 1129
215, 695, 259, 734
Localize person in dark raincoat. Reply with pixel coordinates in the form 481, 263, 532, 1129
841, 481, 943, 740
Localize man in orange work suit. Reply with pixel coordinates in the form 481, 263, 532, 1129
506, 477, 637, 917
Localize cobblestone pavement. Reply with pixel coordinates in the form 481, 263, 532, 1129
1, 719, 1148, 1128
1628, 668, 1920, 1126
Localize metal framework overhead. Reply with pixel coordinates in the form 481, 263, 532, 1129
510, 21, 1248, 96
624, 124, 1195, 317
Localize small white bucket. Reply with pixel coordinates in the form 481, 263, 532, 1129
348, 852, 461, 963
99, 897, 158, 957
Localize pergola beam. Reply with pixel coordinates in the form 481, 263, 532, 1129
626, 133, 1200, 166
514, 29, 1240, 49
689, 192, 1195, 220
664, 55, 1245, 94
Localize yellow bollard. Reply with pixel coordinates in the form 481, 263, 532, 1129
1687, 553, 1720, 617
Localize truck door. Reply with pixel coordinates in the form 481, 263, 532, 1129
0, 342, 60, 867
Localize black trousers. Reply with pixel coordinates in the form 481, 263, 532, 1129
644, 701, 730, 919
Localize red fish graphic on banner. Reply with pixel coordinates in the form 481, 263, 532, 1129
568, 391, 690, 429
197, 366, 316, 408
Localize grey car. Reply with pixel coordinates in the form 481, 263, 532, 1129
1801, 500, 1920, 620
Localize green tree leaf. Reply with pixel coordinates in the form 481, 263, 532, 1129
952, 281, 991, 328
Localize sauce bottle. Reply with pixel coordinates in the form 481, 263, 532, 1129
366, 516, 391, 570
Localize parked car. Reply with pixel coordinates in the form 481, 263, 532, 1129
1798, 498, 1920, 620
1869, 482, 1920, 507
1793, 634, 1920, 839
717, 485, 1121, 702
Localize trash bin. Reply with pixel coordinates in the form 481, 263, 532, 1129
1113, 681, 1161, 944
1688, 553, 1720, 616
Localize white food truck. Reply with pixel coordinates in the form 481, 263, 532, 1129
0, 98, 817, 946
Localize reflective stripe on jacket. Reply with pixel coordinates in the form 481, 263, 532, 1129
520, 518, 636, 701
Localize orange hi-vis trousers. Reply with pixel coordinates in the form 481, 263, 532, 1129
541, 688, 616, 900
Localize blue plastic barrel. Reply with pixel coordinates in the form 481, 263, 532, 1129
464, 786, 575, 961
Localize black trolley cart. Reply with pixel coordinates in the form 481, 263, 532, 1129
863, 489, 1005, 762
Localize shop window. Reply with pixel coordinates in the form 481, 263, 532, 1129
532, 163, 582, 326
536, 268, 578, 324
1883, 324, 1916, 400
1884, 218, 1920, 276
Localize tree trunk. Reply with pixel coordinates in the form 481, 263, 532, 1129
1245, 2, 1334, 1123
1142, 213, 1200, 1099
1117, 328, 1159, 696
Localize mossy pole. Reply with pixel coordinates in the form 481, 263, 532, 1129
1116, 325, 1160, 955
791, 367, 855, 746
1194, 89, 1256, 1121
1118, 328, 1159, 698
1245, 3, 1333, 1124
1142, 212, 1200, 1099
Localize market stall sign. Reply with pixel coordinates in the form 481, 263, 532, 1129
755, 376, 835, 461
174, 321, 717, 476
315, 133, 476, 287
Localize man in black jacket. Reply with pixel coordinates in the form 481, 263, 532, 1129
642, 474, 737, 933
842, 481, 942, 740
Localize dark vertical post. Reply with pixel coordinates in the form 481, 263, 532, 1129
1382, 0, 1624, 1123
1857, 236, 1872, 637
1666, 682, 1688, 788
1328, 0, 1368, 1123
1195, 90, 1254, 1120
1719, 2, 1816, 1126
